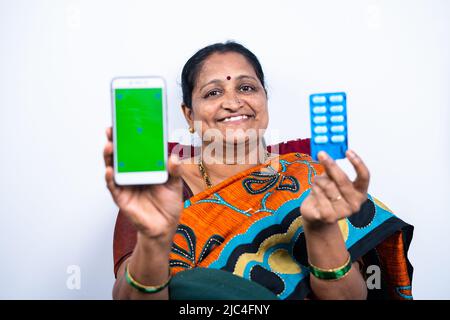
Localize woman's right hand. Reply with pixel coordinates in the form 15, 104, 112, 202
103, 127, 183, 243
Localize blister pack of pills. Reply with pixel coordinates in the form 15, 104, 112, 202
309, 92, 348, 161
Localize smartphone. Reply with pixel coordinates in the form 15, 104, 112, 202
309, 92, 348, 161
111, 76, 168, 185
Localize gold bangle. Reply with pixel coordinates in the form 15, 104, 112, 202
124, 263, 171, 294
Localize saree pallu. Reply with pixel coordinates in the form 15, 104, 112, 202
169, 152, 414, 300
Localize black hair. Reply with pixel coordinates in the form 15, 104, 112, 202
181, 41, 267, 108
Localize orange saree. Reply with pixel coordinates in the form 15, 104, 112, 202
168, 152, 414, 300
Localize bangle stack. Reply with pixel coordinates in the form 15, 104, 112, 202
308, 254, 352, 281
124, 263, 171, 294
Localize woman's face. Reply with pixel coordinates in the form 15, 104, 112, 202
183, 52, 269, 147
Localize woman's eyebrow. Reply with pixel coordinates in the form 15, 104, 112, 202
199, 79, 222, 92
235, 75, 258, 82
199, 75, 258, 92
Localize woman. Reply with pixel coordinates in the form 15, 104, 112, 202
104, 42, 413, 300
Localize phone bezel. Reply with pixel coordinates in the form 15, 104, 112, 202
110, 76, 168, 185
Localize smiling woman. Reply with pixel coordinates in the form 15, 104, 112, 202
104, 41, 414, 300
181, 47, 269, 157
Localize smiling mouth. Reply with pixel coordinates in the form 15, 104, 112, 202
218, 114, 254, 123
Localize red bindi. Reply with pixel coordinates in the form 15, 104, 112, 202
226, 76, 231, 80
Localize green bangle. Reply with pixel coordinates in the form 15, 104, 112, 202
308, 254, 352, 281
124, 263, 171, 294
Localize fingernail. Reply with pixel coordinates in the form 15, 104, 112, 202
347, 150, 356, 158
318, 151, 328, 161
170, 154, 180, 164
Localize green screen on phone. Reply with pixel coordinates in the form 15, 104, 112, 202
115, 88, 165, 173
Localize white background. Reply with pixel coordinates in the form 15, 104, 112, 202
0, 0, 449, 299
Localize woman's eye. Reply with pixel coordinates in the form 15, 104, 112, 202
205, 90, 221, 98
240, 85, 255, 92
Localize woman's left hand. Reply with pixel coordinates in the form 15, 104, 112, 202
300, 149, 370, 229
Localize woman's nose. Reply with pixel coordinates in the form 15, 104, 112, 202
222, 94, 243, 110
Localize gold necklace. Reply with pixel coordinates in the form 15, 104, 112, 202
198, 150, 271, 189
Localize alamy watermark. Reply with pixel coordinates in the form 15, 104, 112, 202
168, 121, 281, 170
66, 265, 81, 290
366, 264, 381, 290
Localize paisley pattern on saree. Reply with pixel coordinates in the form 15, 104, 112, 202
169, 152, 413, 299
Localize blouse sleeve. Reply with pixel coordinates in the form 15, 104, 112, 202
112, 179, 194, 279
113, 209, 137, 278
268, 138, 311, 155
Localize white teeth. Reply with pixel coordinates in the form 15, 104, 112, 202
222, 115, 249, 122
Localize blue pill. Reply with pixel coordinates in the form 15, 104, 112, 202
331, 135, 346, 143
313, 116, 327, 124
314, 125, 328, 134
312, 96, 327, 104
314, 135, 328, 144
330, 115, 344, 123
330, 125, 345, 133
312, 106, 327, 114
329, 94, 344, 103
330, 105, 344, 113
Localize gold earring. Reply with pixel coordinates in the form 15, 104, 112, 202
189, 126, 195, 133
